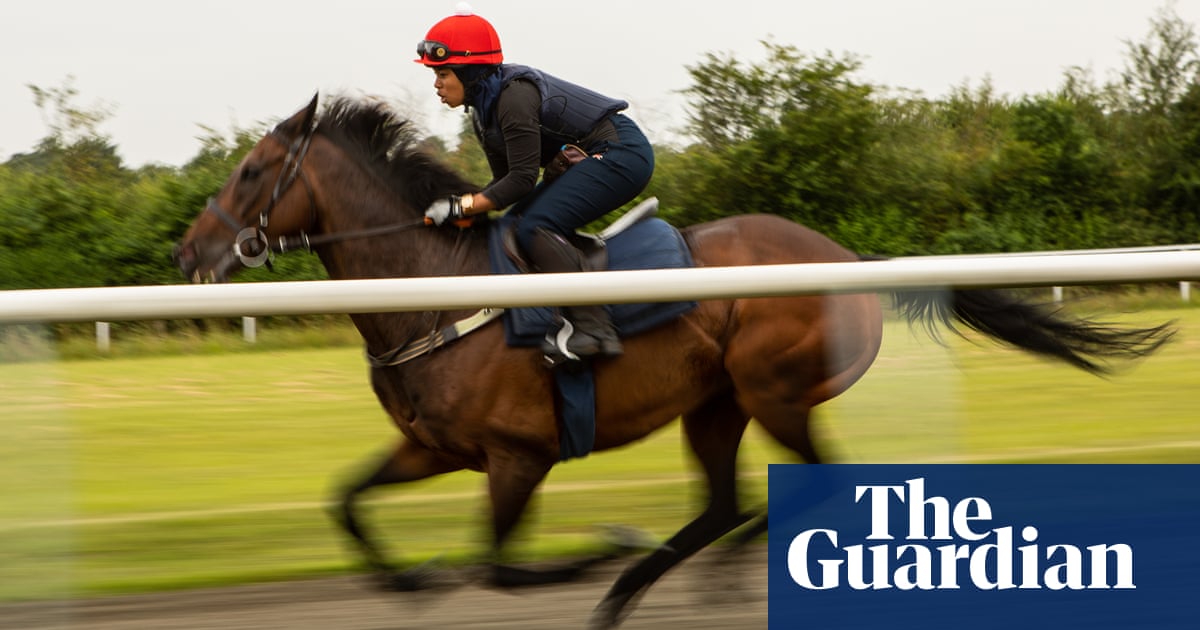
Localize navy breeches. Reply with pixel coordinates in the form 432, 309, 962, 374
511, 114, 655, 252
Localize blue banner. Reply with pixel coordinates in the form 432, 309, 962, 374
768, 464, 1200, 629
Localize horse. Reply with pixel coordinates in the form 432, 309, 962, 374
173, 94, 1172, 628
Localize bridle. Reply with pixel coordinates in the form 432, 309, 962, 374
204, 127, 318, 269
204, 123, 428, 269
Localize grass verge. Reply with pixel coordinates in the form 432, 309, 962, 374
0, 302, 1196, 601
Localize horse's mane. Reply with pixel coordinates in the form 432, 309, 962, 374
314, 95, 478, 211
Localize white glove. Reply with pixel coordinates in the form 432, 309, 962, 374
424, 195, 465, 226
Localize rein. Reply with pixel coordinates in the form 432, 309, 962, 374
274, 219, 428, 254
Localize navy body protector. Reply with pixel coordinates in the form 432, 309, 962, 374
472, 63, 630, 166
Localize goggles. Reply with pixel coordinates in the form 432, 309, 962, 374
416, 39, 501, 63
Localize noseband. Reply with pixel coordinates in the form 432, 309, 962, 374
204, 127, 317, 268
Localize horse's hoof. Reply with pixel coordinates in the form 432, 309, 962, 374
598, 524, 659, 555
375, 556, 450, 592
378, 570, 427, 592
589, 593, 636, 630
588, 604, 618, 629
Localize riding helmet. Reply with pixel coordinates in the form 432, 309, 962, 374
415, 3, 503, 66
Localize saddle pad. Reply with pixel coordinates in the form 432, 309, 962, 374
488, 215, 698, 347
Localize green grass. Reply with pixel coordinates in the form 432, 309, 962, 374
0, 316, 363, 363
1, 305, 1197, 601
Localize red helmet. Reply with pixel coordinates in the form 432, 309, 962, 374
415, 5, 503, 66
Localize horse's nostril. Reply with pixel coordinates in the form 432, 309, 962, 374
172, 242, 198, 275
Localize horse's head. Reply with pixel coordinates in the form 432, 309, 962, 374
174, 94, 321, 283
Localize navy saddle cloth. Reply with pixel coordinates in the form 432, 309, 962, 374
487, 213, 698, 345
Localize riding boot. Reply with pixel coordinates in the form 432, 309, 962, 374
525, 228, 623, 359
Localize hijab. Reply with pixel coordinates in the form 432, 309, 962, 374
452, 64, 503, 122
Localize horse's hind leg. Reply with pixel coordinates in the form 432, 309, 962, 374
731, 404, 825, 547
330, 438, 462, 590
591, 393, 752, 629
720, 293, 878, 546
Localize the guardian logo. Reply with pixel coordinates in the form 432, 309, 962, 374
786, 478, 1135, 591
768, 465, 1199, 629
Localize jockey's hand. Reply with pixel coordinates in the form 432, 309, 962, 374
423, 195, 465, 226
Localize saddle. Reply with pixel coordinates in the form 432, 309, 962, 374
497, 197, 663, 274
486, 198, 698, 347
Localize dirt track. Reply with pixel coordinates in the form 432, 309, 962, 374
1, 547, 767, 630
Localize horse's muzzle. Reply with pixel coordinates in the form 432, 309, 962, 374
172, 240, 232, 284
172, 242, 194, 277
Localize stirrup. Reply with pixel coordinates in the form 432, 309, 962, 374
542, 320, 581, 368
539, 321, 622, 368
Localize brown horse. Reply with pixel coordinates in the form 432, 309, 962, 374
173, 94, 1171, 627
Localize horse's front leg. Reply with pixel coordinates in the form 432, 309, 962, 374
329, 438, 462, 590
481, 451, 563, 586
483, 451, 638, 587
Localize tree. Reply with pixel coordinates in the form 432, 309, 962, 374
1110, 3, 1200, 243
13, 77, 124, 180
669, 43, 884, 235
1118, 3, 1200, 117
27, 76, 113, 147
0, 80, 124, 288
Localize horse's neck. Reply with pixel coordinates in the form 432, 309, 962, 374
311, 154, 486, 278
310, 159, 490, 351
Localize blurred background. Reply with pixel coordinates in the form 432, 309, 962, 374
3, 1, 1199, 628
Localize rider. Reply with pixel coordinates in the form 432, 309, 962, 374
416, 5, 655, 360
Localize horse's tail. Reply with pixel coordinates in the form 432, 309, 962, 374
891, 288, 1174, 374
867, 255, 1176, 374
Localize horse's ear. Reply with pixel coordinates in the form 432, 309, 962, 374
277, 92, 320, 137
301, 92, 319, 130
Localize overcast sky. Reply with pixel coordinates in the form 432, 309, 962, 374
3, 0, 1198, 167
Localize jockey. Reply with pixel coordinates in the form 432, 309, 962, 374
416, 4, 655, 360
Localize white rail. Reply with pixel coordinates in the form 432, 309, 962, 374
1, 251, 1197, 324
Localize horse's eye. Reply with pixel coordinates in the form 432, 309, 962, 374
241, 165, 262, 182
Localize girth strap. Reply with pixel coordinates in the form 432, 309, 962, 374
367, 307, 504, 368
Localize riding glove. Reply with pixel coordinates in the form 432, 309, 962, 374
424, 195, 466, 226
